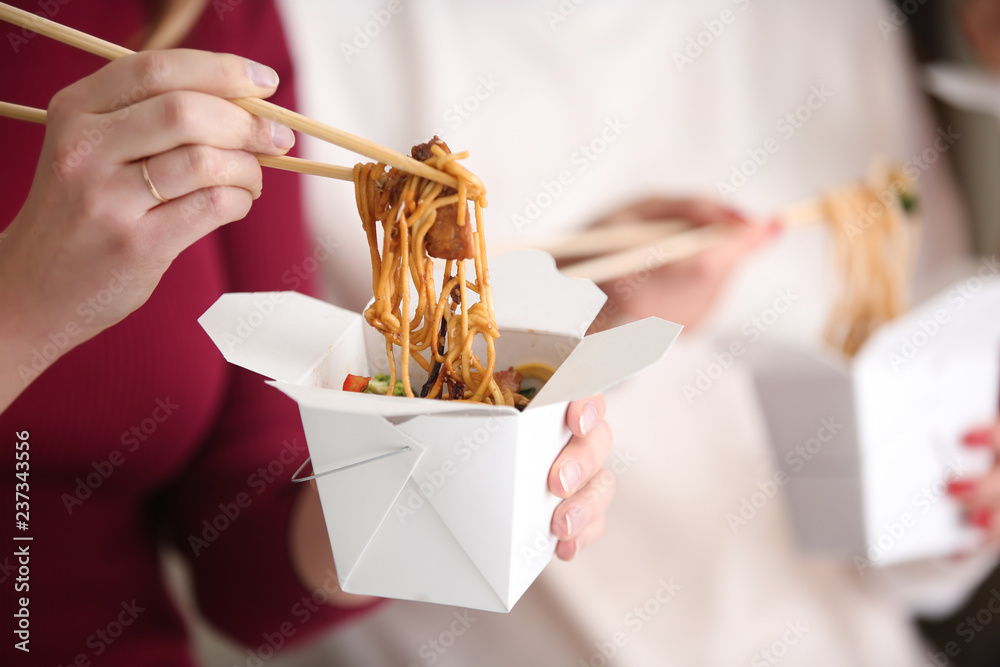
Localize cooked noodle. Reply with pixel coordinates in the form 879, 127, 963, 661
822, 166, 918, 357
353, 140, 509, 404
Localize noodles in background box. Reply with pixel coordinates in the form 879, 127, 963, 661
352, 137, 546, 407
822, 165, 919, 358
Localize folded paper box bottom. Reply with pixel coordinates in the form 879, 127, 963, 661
198, 250, 681, 611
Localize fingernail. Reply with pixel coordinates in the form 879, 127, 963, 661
963, 428, 994, 446
579, 403, 599, 436
561, 538, 579, 560
247, 61, 279, 89
561, 506, 582, 539
271, 121, 295, 150
559, 461, 582, 495
970, 507, 993, 529
947, 480, 977, 497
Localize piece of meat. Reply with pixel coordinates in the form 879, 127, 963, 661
410, 136, 448, 162
411, 137, 475, 260
382, 167, 408, 205
493, 367, 523, 397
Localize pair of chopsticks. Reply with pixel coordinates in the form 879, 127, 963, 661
0, 3, 468, 191
0, 100, 353, 181
498, 199, 823, 284
546, 161, 911, 283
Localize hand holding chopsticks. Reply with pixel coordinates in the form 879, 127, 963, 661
0, 2, 476, 194
546, 162, 908, 283
556, 201, 817, 283
0, 38, 376, 414
0, 101, 355, 182
492, 199, 816, 284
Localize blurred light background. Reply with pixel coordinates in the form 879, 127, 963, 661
161, 1, 1000, 665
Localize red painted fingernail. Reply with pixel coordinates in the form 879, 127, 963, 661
963, 428, 994, 446
947, 480, 978, 497
970, 508, 993, 529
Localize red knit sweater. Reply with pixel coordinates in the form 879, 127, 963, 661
0, 2, 377, 664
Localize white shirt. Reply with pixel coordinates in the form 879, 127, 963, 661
196, 1, 983, 665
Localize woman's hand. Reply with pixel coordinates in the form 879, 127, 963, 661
594, 197, 779, 330
0, 49, 293, 411
288, 394, 615, 599
548, 394, 613, 560
947, 417, 1000, 537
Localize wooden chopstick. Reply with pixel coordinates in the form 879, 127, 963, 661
491, 220, 687, 260
0, 101, 355, 182
554, 200, 823, 283
499, 199, 822, 263
560, 225, 735, 283
0, 3, 470, 193
0, 101, 46, 124
253, 155, 352, 182
556, 166, 912, 283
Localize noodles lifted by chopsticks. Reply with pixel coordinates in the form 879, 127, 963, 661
353, 137, 512, 405
822, 165, 919, 358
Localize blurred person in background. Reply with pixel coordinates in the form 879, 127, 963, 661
175, 0, 1000, 666
0, 0, 615, 664
900, 0, 1000, 664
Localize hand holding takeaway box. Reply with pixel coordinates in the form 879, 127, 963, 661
199, 250, 681, 611
747, 275, 1000, 569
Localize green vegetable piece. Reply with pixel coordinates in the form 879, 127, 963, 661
519, 386, 537, 400
364, 374, 405, 396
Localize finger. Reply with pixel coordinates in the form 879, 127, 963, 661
548, 420, 612, 499
102, 91, 294, 163
984, 517, 1000, 544
670, 217, 780, 284
963, 419, 1000, 452
565, 394, 606, 439
53, 50, 279, 114
673, 199, 747, 227
736, 218, 783, 251
966, 507, 994, 532
139, 185, 254, 262
704, 218, 781, 265
960, 473, 1000, 513
124, 146, 263, 211
551, 468, 616, 541
946, 478, 980, 510
556, 513, 607, 561
605, 197, 748, 227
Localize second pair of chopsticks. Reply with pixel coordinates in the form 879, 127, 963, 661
549, 161, 915, 282
0, 101, 353, 182
494, 200, 822, 284
0, 3, 476, 193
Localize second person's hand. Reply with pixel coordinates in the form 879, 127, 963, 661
948, 417, 1000, 538
593, 197, 780, 330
